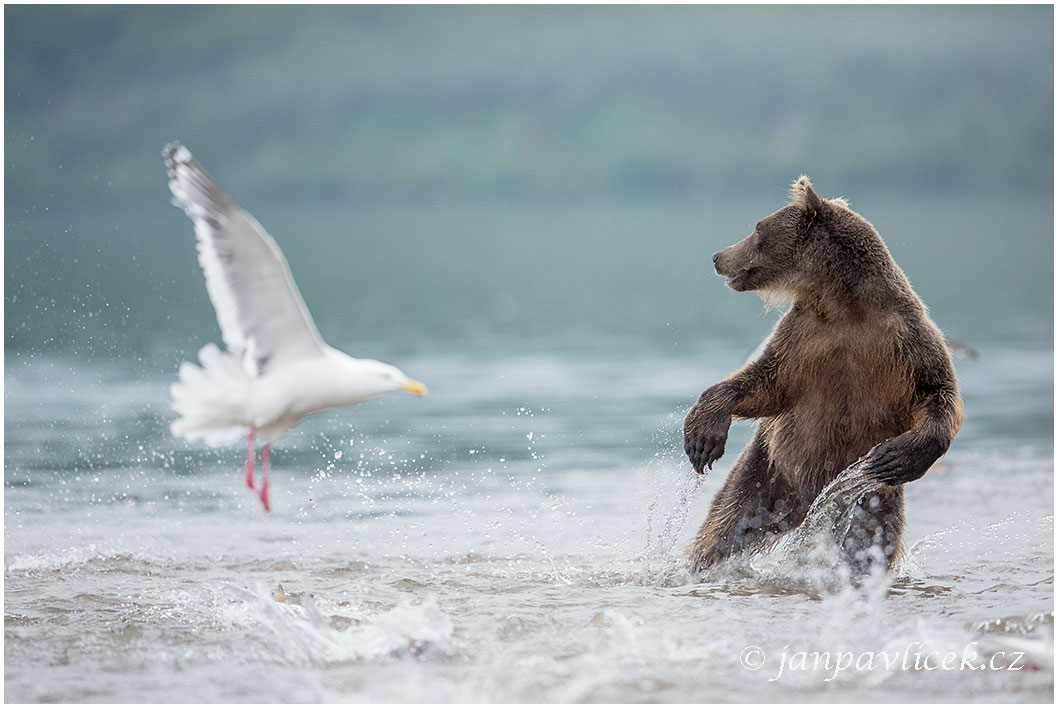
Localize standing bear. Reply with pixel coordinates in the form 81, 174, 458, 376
683, 176, 963, 574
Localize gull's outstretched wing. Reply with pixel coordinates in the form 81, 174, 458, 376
164, 143, 326, 376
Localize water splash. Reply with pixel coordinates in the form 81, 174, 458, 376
639, 411, 705, 586
252, 590, 457, 665
713, 448, 891, 591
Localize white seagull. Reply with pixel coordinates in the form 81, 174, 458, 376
164, 143, 427, 512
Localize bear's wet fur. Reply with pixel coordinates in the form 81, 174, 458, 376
683, 176, 963, 575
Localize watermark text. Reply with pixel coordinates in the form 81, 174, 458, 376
738, 642, 1026, 682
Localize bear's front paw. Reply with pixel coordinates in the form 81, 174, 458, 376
683, 405, 730, 474
866, 433, 947, 486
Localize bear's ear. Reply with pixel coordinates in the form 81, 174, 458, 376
790, 175, 823, 224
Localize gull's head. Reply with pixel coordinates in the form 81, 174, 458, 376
359, 359, 428, 399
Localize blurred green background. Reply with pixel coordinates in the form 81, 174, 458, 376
5, 5, 1053, 363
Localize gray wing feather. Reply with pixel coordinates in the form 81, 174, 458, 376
164, 143, 326, 376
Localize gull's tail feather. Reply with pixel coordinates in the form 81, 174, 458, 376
171, 343, 252, 446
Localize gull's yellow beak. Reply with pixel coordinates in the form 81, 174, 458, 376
401, 379, 428, 397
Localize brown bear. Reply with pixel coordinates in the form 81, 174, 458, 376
683, 176, 963, 575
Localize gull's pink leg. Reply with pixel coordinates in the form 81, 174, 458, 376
244, 426, 257, 489
258, 442, 272, 513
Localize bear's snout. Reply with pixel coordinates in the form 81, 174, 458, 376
712, 245, 740, 277
712, 238, 759, 292
713, 248, 730, 276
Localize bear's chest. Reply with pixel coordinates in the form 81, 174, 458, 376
785, 331, 905, 403
764, 313, 915, 491
777, 312, 911, 404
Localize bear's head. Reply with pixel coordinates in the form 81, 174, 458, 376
712, 176, 891, 306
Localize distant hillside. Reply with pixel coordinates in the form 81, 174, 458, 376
5, 4, 1053, 214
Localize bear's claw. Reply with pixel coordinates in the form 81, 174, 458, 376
683, 402, 731, 474
684, 431, 727, 474
864, 434, 943, 486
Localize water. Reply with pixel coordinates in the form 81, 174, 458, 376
5, 324, 1053, 701
5, 191, 1053, 702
